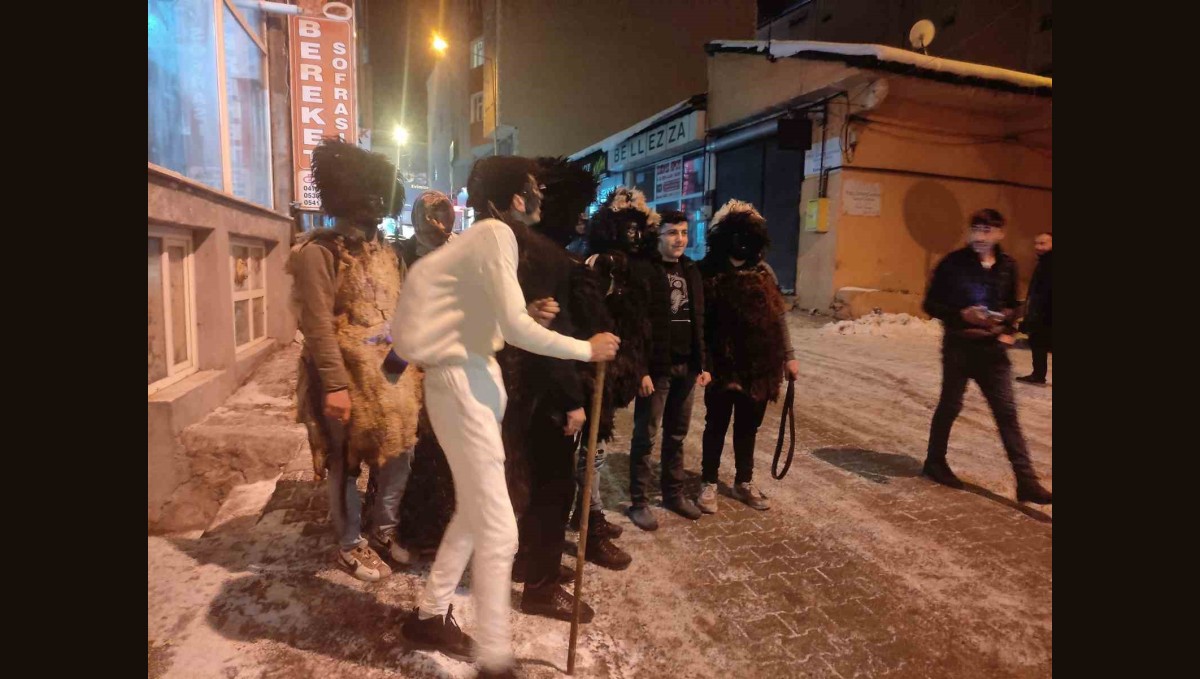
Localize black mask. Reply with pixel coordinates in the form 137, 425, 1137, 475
729, 233, 761, 262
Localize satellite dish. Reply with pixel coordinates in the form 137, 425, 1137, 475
909, 19, 936, 53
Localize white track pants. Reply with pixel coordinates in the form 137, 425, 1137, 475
418, 354, 517, 671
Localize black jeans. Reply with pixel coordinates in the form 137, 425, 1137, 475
927, 341, 1035, 479
518, 402, 579, 587
1029, 329, 1052, 380
701, 387, 768, 485
629, 364, 696, 506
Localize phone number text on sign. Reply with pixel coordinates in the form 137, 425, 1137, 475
298, 170, 320, 210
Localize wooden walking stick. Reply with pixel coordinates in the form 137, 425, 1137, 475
568, 360, 606, 674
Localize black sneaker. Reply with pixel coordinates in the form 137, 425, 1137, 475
585, 535, 632, 570
922, 459, 965, 489
1016, 374, 1047, 385
520, 582, 595, 623
400, 604, 475, 662
663, 496, 703, 520
571, 508, 623, 539
627, 504, 658, 532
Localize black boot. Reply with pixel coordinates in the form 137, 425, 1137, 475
584, 534, 632, 570
400, 605, 475, 662
521, 581, 595, 623
571, 507, 623, 539
922, 458, 965, 489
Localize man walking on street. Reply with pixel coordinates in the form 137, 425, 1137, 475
922, 209, 1052, 505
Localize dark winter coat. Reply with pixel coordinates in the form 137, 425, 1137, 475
1021, 250, 1052, 333
923, 245, 1019, 345
499, 225, 613, 516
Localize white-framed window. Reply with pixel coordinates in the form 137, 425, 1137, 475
231, 238, 268, 350
470, 37, 485, 68
148, 0, 273, 208
149, 226, 198, 394
471, 91, 484, 123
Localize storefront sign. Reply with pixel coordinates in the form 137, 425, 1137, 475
289, 15, 357, 211
842, 179, 882, 216
609, 111, 704, 172
578, 149, 608, 180
803, 137, 842, 177
654, 158, 683, 201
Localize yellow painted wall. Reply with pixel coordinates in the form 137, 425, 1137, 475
709, 53, 1052, 313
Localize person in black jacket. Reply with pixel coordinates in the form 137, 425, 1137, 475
922, 209, 1052, 504
499, 157, 632, 623
1017, 232, 1052, 385
626, 209, 712, 530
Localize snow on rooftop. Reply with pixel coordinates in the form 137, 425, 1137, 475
708, 40, 1051, 92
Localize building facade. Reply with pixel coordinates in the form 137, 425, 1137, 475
148, 0, 380, 531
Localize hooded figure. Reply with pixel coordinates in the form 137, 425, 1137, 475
398, 190, 456, 267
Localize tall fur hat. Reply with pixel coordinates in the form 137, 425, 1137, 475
587, 187, 660, 255
706, 199, 770, 264
466, 155, 539, 217
311, 138, 405, 225
534, 157, 598, 247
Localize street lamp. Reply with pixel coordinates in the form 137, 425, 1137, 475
431, 33, 500, 156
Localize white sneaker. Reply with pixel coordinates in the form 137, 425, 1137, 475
697, 483, 719, 514
338, 543, 389, 581
732, 482, 770, 511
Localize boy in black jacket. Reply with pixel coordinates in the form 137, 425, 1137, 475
922, 209, 1052, 504
627, 210, 712, 531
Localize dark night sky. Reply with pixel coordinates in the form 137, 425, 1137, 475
366, 0, 440, 150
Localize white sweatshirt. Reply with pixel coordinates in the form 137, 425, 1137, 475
391, 218, 594, 367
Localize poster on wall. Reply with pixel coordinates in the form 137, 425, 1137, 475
842, 179, 882, 216
654, 158, 683, 201
289, 15, 357, 211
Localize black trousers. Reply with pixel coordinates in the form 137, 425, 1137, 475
518, 402, 580, 587
701, 386, 768, 485
1029, 328, 1052, 380
927, 341, 1035, 479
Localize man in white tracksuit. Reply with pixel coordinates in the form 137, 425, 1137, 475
393, 155, 619, 679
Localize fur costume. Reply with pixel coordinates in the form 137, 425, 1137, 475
586, 187, 659, 438
700, 200, 787, 403
290, 139, 421, 472
498, 157, 608, 516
